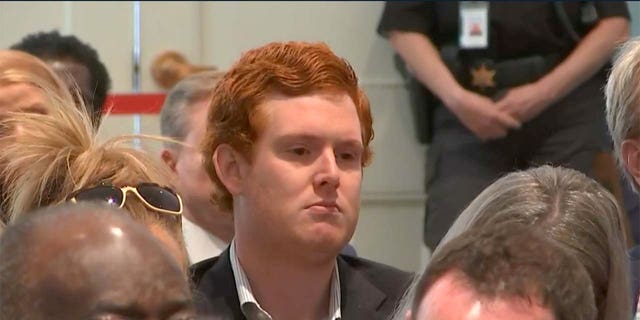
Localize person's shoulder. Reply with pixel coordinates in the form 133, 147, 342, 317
338, 254, 415, 292
188, 250, 241, 317
189, 254, 225, 286
339, 254, 412, 275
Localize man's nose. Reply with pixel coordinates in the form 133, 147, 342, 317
313, 149, 340, 189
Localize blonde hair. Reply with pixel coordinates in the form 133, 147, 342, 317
0, 50, 75, 224
0, 49, 70, 100
0, 75, 183, 252
438, 165, 631, 320
605, 37, 640, 191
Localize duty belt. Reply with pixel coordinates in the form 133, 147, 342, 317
449, 54, 562, 97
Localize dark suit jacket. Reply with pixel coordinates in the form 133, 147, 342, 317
630, 245, 640, 315
190, 248, 414, 320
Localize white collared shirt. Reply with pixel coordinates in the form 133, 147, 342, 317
230, 241, 341, 320
182, 215, 228, 265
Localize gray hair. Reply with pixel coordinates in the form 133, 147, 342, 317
605, 37, 640, 191
159, 70, 225, 149
438, 165, 631, 320
413, 223, 597, 320
0, 72, 186, 266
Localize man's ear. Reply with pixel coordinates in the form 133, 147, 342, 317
213, 144, 246, 196
621, 138, 640, 187
160, 149, 178, 172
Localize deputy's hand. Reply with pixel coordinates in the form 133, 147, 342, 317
446, 89, 521, 141
496, 83, 553, 123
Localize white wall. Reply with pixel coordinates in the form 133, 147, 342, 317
630, 2, 640, 36
0, 1, 428, 272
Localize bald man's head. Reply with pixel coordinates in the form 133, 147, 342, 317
0, 203, 195, 320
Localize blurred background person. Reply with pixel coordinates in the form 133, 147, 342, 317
408, 223, 596, 320
377, 2, 630, 252
160, 70, 234, 264
0, 80, 187, 268
440, 165, 632, 319
11, 30, 112, 128
0, 203, 195, 320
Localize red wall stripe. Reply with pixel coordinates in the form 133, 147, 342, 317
103, 93, 167, 114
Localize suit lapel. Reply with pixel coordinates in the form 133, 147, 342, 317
194, 248, 245, 320
337, 256, 387, 320
195, 252, 396, 320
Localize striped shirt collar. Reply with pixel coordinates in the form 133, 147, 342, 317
230, 240, 341, 320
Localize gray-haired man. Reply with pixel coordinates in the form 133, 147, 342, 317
160, 71, 234, 264
605, 36, 640, 316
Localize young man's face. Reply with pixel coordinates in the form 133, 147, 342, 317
235, 92, 364, 257
413, 272, 555, 320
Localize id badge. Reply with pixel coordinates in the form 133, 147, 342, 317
459, 1, 489, 49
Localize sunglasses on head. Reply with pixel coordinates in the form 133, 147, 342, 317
68, 183, 183, 216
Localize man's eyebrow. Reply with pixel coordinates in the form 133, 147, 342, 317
276, 133, 321, 142
93, 300, 144, 318
94, 295, 193, 315
337, 139, 364, 149
276, 133, 363, 146
158, 297, 195, 317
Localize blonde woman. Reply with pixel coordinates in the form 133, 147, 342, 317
0, 49, 71, 115
0, 50, 75, 225
0, 72, 187, 268
437, 165, 631, 320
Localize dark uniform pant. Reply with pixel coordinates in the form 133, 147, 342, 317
423, 73, 609, 249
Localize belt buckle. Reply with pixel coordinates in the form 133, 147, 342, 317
469, 59, 497, 94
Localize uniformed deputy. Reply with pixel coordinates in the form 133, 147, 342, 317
377, 2, 630, 250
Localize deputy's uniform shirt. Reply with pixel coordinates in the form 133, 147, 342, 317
375, 1, 632, 252
377, 2, 629, 61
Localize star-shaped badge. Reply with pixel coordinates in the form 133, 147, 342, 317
470, 63, 496, 90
